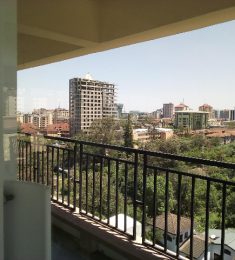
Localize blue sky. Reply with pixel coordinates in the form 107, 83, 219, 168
18, 20, 235, 113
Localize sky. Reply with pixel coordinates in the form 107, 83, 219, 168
18, 20, 235, 113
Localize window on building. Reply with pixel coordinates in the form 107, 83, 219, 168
185, 232, 188, 239
224, 249, 231, 256
180, 234, 183, 243
165, 234, 172, 242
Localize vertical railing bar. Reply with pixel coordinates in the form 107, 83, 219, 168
18, 140, 23, 181
79, 143, 83, 212
190, 176, 195, 260
124, 162, 128, 233
220, 183, 227, 259
56, 147, 59, 201
142, 153, 147, 244
133, 152, 138, 240
164, 170, 169, 252
107, 159, 111, 225
29, 141, 32, 181
22, 142, 25, 181
37, 151, 40, 183
36, 144, 40, 183
51, 147, 54, 198
85, 154, 89, 214
92, 155, 96, 218
67, 150, 71, 207
25, 142, 28, 181
33, 146, 36, 182
153, 169, 157, 246
18, 140, 21, 180
115, 160, 119, 228
204, 181, 210, 260
46, 146, 49, 186
62, 149, 65, 204
176, 174, 182, 257
73, 144, 77, 211
42, 147, 45, 184
99, 157, 103, 221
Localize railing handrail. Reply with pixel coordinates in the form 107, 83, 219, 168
22, 133, 235, 170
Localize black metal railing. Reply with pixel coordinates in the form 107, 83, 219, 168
17, 134, 235, 260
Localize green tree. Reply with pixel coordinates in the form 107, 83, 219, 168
123, 115, 133, 148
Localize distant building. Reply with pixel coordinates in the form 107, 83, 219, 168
69, 74, 117, 135
17, 112, 24, 124
53, 108, 69, 124
133, 128, 151, 144
155, 213, 191, 252
107, 214, 142, 240
175, 111, 209, 130
133, 127, 173, 147
229, 109, 235, 121
175, 103, 189, 112
213, 109, 220, 119
180, 229, 235, 260
115, 103, 123, 118
220, 109, 230, 121
149, 109, 162, 119
163, 103, 174, 118
43, 123, 69, 137
23, 113, 33, 124
199, 104, 213, 119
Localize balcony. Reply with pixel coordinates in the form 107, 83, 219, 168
17, 134, 235, 259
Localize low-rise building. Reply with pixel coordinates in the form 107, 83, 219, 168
155, 213, 191, 252
180, 229, 235, 260
43, 123, 69, 137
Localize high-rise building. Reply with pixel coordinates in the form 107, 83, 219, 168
69, 74, 117, 135
163, 103, 174, 118
199, 104, 213, 119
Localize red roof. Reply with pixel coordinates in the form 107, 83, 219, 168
175, 103, 188, 108
46, 123, 69, 132
20, 123, 38, 134
200, 104, 212, 108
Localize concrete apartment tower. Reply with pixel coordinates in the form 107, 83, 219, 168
163, 103, 174, 118
69, 74, 117, 136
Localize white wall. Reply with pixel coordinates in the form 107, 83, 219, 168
0, 0, 17, 258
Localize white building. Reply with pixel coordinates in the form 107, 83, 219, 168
180, 229, 235, 260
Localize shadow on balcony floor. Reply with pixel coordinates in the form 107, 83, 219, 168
52, 225, 87, 260
52, 226, 112, 260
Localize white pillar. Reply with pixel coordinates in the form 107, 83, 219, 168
0, 0, 17, 258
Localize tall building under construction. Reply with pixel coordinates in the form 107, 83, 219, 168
69, 74, 117, 135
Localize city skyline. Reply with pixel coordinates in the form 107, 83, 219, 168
18, 20, 235, 113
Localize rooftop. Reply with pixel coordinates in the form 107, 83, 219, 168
155, 213, 191, 235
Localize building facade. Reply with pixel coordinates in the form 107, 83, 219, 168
163, 103, 174, 118
53, 108, 69, 124
199, 104, 214, 119
69, 74, 117, 135
175, 111, 209, 130
175, 103, 189, 112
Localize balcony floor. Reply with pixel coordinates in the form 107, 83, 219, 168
52, 225, 87, 260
